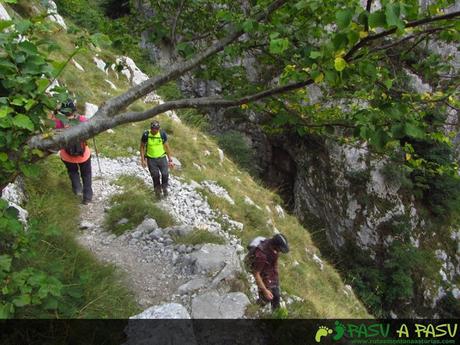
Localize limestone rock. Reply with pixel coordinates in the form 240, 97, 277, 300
135, 218, 158, 233
191, 291, 250, 319
189, 244, 241, 277
130, 303, 190, 319
178, 278, 207, 295
125, 304, 196, 345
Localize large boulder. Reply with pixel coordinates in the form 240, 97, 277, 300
124, 304, 196, 345
188, 244, 241, 279
130, 303, 190, 319
191, 291, 250, 319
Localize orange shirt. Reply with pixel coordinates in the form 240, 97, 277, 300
54, 115, 91, 163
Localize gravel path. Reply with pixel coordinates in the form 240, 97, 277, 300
76, 156, 244, 311
78, 177, 188, 308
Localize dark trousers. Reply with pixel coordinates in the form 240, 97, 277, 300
63, 157, 93, 202
257, 285, 280, 310
146, 156, 169, 195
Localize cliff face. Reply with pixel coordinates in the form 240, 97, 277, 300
286, 136, 459, 316
134, 1, 460, 317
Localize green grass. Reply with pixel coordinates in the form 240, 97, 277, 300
172, 229, 225, 246
7, 0, 372, 318
21, 157, 139, 318
104, 175, 176, 235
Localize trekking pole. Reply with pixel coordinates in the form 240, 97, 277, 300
92, 137, 102, 175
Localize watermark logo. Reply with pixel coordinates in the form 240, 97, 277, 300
313, 321, 457, 344
314, 321, 346, 343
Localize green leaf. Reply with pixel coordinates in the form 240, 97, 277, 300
24, 99, 37, 111
309, 51, 322, 59
242, 20, 255, 33
20, 163, 39, 177
385, 4, 404, 30
0, 152, 8, 161
12, 114, 34, 131
368, 11, 386, 28
11, 97, 25, 106
14, 20, 32, 34
0, 255, 12, 272
36, 78, 50, 93
391, 124, 405, 139
336, 9, 353, 29
18, 41, 38, 55
404, 123, 425, 139
0, 20, 13, 31
0, 106, 13, 118
90, 33, 112, 48
325, 70, 338, 85
334, 57, 347, 71
332, 33, 348, 50
43, 297, 59, 310
359, 62, 377, 78
0, 304, 13, 319
347, 30, 360, 45
384, 78, 393, 89
12, 294, 31, 307
216, 9, 232, 21
269, 38, 289, 54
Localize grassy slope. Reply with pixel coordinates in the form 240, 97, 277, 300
13, 2, 370, 318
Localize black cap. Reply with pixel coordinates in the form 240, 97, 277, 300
271, 233, 289, 253
61, 99, 76, 115
150, 120, 160, 129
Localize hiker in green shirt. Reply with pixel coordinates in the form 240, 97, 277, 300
140, 120, 174, 198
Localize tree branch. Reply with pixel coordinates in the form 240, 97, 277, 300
171, 0, 187, 46
27, 3, 459, 153
345, 10, 460, 60
93, 0, 289, 119
29, 77, 313, 151
364, 0, 373, 32
368, 26, 447, 53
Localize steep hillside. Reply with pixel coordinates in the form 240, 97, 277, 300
0, 1, 370, 318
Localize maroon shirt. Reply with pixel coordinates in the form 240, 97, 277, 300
252, 240, 279, 288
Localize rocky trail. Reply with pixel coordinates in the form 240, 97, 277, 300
77, 156, 254, 318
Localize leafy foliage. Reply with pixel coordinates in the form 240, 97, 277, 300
0, 199, 64, 318
55, 0, 140, 57
343, 222, 439, 317
0, 18, 68, 189
216, 130, 259, 175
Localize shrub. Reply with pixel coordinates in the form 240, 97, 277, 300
105, 176, 176, 235
216, 130, 258, 175
172, 229, 225, 246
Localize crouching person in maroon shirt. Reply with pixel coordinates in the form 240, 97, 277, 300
251, 234, 289, 310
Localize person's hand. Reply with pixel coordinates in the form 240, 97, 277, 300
262, 288, 273, 301
141, 158, 147, 169
168, 159, 174, 168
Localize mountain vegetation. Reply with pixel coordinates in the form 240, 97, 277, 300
0, 0, 459, 318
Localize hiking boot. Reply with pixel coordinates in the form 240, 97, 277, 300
82, 198, 92, 205
162, 189, 168, 198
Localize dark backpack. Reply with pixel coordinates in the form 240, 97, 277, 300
244, 236, 266, 272
64, 141, 85, 156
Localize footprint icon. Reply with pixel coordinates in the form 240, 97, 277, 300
315, 326, 333, 343
333, 321, 346, 341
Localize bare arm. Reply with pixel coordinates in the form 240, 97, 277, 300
140, 141, 147, 168
254, 271, 273, 300
164, 142, 173, 164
